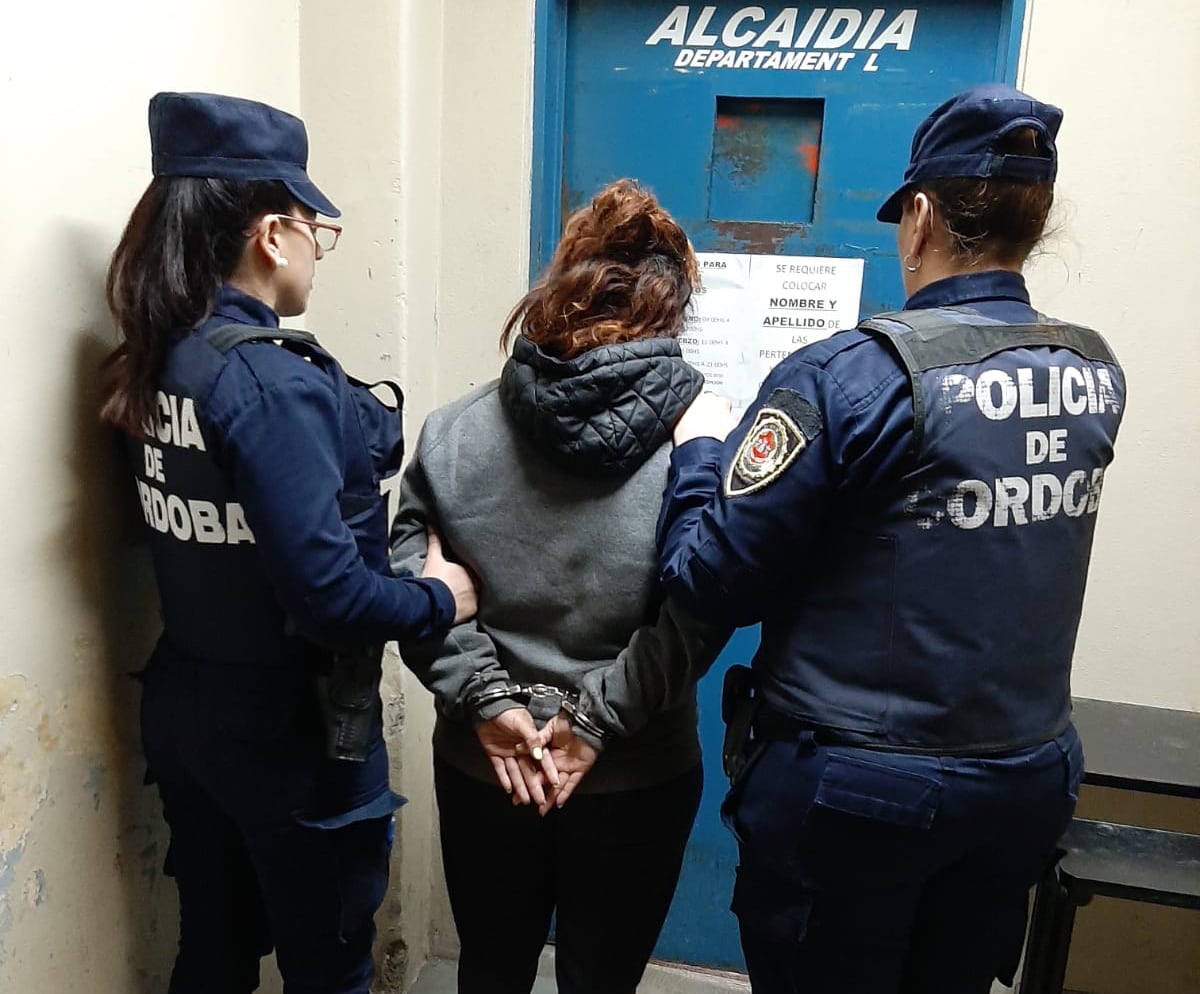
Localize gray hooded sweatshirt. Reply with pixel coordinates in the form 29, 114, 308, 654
390, 336, 730, 793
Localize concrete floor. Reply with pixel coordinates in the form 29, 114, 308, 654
408, 947, 749, 994
407, 947, 1020, 993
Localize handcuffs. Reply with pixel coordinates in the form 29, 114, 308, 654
467, 681, 608, 742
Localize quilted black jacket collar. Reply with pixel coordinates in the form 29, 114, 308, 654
498, 335, 704, 477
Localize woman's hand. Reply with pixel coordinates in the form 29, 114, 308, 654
536, 713, 599, 815
474, 708, 559, 801
421, 528, 478, 623
674, 391, 737, 445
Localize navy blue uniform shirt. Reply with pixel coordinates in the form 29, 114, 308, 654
131, 286, 455, 664
657, 271, 1124, 752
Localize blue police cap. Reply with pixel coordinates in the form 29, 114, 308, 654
148, 91, 340, 218
877, 83, 1062, 224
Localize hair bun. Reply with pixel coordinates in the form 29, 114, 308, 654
499, 178, 698, 360
577, 179, 689, 267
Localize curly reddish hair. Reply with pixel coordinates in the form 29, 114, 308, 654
501, 179, 698, 360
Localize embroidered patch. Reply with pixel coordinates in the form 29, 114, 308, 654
724, 389, 823, 497
725, 409, 804, 496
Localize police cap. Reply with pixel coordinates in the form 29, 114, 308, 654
148, 91, 340, 218
877, 83, 1062, 224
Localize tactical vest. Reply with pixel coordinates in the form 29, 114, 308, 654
757, 306, 1124, 754
127, 324, 404, 664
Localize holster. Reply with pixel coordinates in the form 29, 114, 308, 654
721, 664, 758, 784
315, 644, 385, 763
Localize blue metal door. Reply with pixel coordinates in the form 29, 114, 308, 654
532, 1, 1027, 969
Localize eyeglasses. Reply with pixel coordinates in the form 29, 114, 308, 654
268, 214, 343, 253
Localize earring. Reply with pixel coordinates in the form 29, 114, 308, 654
902, 253, 922, 273
276, 256, 289, 268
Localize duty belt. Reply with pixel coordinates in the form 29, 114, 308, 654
752, 703, 1043, 757
753, 704, 853, 746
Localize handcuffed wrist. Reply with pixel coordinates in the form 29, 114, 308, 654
474, 697, 523, 723
466, 682, 523, 723
559, 693, 610, 748
465, 681, 611, 745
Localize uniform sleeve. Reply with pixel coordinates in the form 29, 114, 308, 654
219, 369, 456, 644
657, 352, 911, 627
388, 423, 516, 722
573, 598, 731, 748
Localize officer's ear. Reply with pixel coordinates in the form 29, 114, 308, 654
907, 192, 936, 259
246, 213, 289, 272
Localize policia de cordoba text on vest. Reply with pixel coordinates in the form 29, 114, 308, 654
135, 389, 256, 545
942, 358, 1120, 530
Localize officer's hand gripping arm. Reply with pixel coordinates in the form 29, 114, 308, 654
657, 363, 840, 627
221, 370, 456, 644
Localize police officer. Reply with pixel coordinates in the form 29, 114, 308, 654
658, 84, 1125, 994
99, 92, 476, 994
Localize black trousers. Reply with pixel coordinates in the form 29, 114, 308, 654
142, 651, 396, 994
434, 757, 703, 994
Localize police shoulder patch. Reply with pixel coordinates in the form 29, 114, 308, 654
724, 388, 823, 498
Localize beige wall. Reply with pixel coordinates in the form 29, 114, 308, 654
298, 1, 535, 987
1023, 0, 1200, 714
1020, 4, 1200, 991
0, 0, 533, 988
0, 1, 1195, 993
0, 1, 301, 992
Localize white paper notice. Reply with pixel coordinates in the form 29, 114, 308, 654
680, 253, 865, 414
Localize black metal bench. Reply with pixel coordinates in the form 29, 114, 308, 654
1018, 818, 1200, 994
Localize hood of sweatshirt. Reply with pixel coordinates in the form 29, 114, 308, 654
498, 335, 704, 477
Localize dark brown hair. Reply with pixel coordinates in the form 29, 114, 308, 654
500, 179, 698, 360
913, 127, 1055, 266
100, 176, 295, 437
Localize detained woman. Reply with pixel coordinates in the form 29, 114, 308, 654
391, 179, 728, 994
